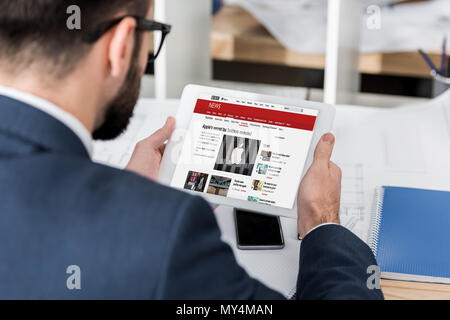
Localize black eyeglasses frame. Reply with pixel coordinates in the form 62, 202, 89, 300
83, 16, 172, 62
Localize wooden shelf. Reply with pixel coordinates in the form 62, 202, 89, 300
211, 6, 443, 78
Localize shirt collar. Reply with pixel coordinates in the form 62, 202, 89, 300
0, 85, 93, 157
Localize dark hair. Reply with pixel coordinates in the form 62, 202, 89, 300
0, 0, 151, 77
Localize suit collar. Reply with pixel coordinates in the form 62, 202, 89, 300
0, 95, 90, 158
0, 85, 93, 156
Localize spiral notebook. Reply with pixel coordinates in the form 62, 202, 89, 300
369, 186, 450, 284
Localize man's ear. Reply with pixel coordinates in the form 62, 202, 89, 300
108, 17, 137, 78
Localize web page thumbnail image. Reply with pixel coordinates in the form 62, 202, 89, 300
207, 175, 232, 197
183, 171, 209, 193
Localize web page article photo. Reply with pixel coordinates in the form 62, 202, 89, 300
214, 135, 261, 176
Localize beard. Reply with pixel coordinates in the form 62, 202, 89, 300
92, 45, 143, 141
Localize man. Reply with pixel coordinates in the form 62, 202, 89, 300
0, 0, 383, 299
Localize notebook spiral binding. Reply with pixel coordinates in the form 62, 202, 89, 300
368, 187, 384, 257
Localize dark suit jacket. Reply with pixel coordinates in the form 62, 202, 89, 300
0, 96, 383, 299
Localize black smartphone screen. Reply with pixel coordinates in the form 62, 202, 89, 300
235, 209, 284, 247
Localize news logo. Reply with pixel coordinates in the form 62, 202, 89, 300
211, 95, 221, 101
208, 102, 221, 110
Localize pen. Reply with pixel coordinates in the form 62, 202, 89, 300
418, 49, 439, 74
441, 36, 447, 76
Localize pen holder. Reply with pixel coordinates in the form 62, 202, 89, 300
431, 70, 450, 98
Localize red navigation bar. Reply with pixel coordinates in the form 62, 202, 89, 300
194, 99, 317, 131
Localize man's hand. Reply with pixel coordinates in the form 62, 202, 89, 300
126, 117, 175, 180
297, 133, 341, 238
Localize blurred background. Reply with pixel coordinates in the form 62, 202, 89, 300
140, 0, 450, 106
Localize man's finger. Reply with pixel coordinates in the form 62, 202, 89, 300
313, 133, 335, 166
149, 117, 175, 147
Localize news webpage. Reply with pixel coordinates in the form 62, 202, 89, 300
170, 94, 318, 209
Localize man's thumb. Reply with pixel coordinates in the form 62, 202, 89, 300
313, 133, 335, 165
149, 117, 175, 146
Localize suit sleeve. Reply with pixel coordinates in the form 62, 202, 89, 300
156, 196, 285, 300
297, 224, 384, 300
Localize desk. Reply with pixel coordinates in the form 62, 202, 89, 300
211, 6, 442, 78
93, 98, 450, 299
381, 279, 450, 300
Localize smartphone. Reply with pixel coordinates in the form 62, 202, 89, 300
234, 208, 285, 250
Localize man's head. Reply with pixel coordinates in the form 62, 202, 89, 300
0, 0, 154, 140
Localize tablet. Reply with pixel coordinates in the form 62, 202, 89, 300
159, 85, 335, 218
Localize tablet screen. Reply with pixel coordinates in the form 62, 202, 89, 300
170, 94, 318, 209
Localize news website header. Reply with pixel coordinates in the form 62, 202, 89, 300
195, 95, 318, 131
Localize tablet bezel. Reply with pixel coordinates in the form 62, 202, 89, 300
158, 84, 335, 218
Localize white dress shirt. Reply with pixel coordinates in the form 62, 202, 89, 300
0, 85, 93, 157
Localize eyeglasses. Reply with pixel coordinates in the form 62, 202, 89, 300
83, 16, 172, 62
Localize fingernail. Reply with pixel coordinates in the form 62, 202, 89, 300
322, 133, 334, 144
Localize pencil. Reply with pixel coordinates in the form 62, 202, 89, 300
441, 36, 447, 76
418, 49, 439, 74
